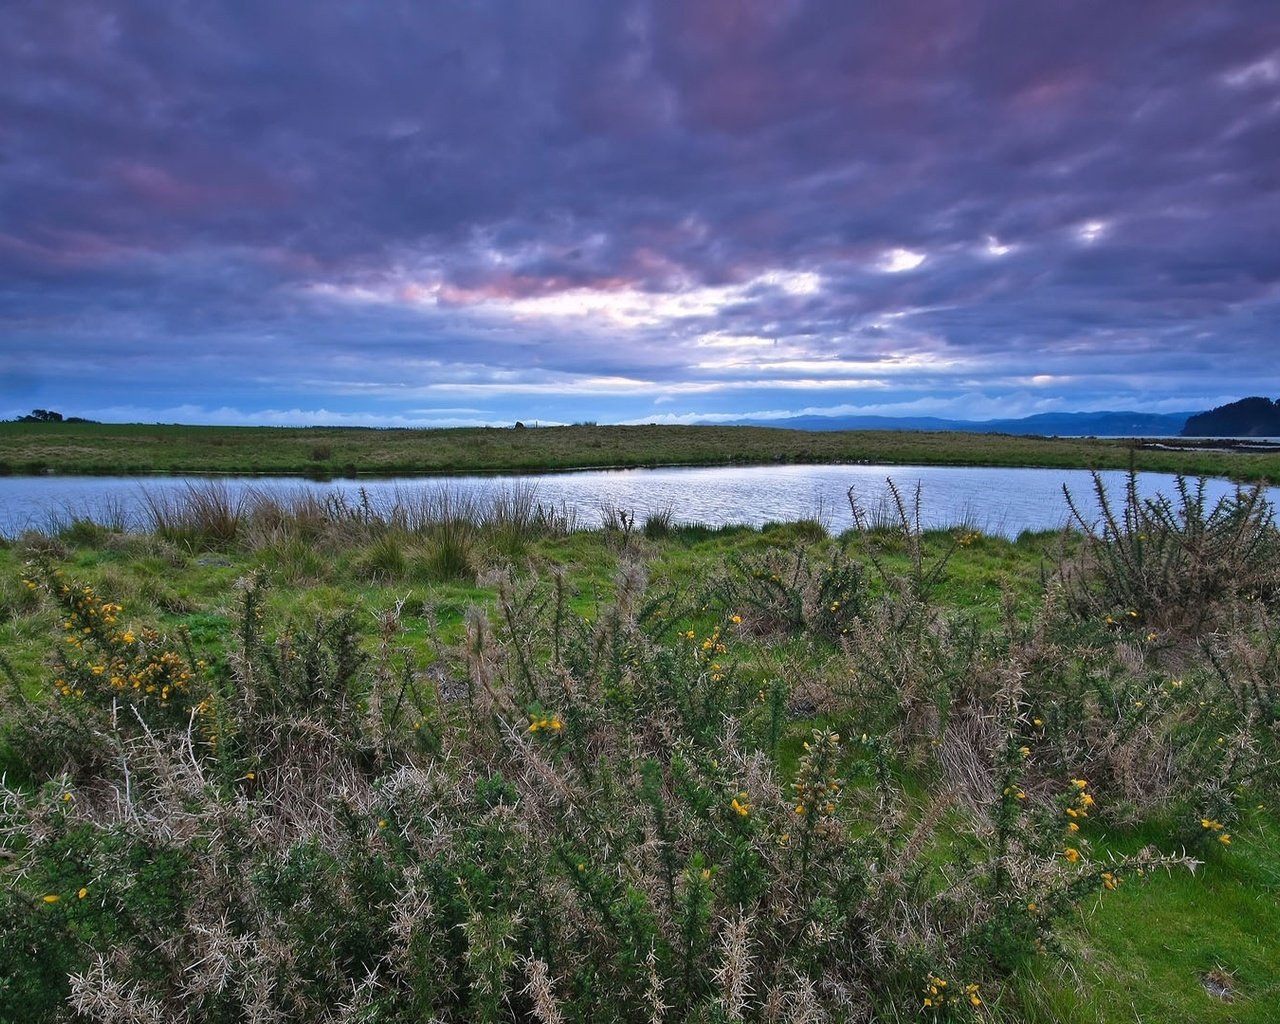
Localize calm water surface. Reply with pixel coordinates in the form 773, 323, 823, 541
1, 465, 1276, 539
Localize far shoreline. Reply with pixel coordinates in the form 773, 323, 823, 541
2, 421, 1279, 483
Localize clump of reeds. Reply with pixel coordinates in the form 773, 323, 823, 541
140, 481, 247, 549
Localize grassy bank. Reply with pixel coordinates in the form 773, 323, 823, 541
1, 475, 1278, 1022
3, 420, 1280, 481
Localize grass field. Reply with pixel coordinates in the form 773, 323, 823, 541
3, 420, 1280, 481
1, 475, 1277, 1022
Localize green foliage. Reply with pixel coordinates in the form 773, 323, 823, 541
847, 477, 969, 603
419, 520, 478, 581
1, 487, 1277, 1022
353, 531, 410, 582
1061, 470, 1280, 634
715, 544, 868, 640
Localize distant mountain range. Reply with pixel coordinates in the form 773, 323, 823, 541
733, 410, 1198, 436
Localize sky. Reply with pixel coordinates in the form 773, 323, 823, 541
2, 1, 1279, 428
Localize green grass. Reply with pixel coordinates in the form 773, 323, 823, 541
1019, 809, 1280, 1022
3, 420, 1279, 480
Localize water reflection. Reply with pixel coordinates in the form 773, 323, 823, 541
1, 464, 1276, 539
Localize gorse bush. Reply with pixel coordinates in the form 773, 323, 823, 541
837, 592, 992, 767
992, 472, 1280, 833
846, 479, 969, 604
1060, 470, 1280, 635
714, 546, 868, 641
3, 543, 1218, 1024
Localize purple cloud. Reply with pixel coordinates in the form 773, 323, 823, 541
1, 0, 1278, 426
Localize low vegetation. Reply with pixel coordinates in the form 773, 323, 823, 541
3, 420, 1280, 481
1, 473, 1278, 1022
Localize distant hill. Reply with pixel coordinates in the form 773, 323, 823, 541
1183, 397, 1280, 437
735, 410, 1196, 436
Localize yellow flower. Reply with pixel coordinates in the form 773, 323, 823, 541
1018, 745, 1031, 758
1064, 847, 1081, 863
1027, 901, 1037, 912
377, 819, 387, 829
42, 894, 60, 904
730, 796, 750, 818
1219, 834, 1231, 845
78, 887, 88, 899
730, 614, 742, 625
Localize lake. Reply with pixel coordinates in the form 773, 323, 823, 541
2, 465, 1277, 540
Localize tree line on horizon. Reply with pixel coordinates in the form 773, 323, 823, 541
10, 409, 99, 424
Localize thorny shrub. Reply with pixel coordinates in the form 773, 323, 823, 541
0, 549, 1209, 1024
1060, 470, 1280, 636
712, 545, 868, 641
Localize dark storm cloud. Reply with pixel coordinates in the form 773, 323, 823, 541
1, 0, 1278, 424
